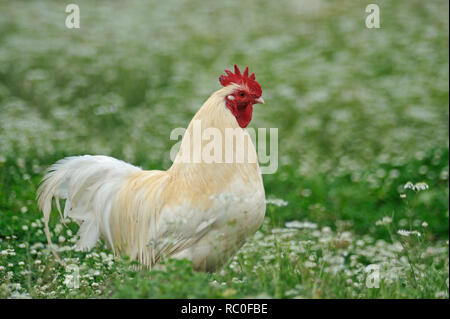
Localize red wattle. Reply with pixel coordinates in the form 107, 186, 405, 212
236, 104, 253, 128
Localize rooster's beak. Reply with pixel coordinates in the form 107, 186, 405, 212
255, 97, 265, 104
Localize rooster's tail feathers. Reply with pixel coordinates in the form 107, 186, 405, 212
37, 155, 141, 255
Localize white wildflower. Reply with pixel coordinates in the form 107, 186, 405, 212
414, 182, 429, 191
54, 224, 63, 234
404, 181, 414, 190
397, 229, 421, 237
266, 198, 289, 207
376, 216, 393, 226
397, 229, 410, 237
285, 221, 317, 229
404, 181, 429, 192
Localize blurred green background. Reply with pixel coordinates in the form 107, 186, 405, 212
0, 0, 448, 240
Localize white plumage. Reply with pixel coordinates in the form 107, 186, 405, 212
37, 155, 141, 252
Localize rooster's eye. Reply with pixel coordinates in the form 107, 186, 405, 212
239, 92, 245, 97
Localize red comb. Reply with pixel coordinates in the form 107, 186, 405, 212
219, 64, 262, 96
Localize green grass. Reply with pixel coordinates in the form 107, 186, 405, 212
0, 0, 448, 298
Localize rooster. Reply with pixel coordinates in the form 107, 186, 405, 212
37, 65, 266, 272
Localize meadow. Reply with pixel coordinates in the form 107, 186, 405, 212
0, 0, 448, 298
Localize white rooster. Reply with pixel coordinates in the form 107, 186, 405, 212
37, 65, 266, 271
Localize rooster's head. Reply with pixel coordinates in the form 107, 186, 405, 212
219, 64, 264, 128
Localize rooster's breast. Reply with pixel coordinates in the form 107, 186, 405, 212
168, 171, 266, 271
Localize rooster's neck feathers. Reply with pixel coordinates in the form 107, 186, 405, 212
168, 83, 260, 197
171, 83, 258, 171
